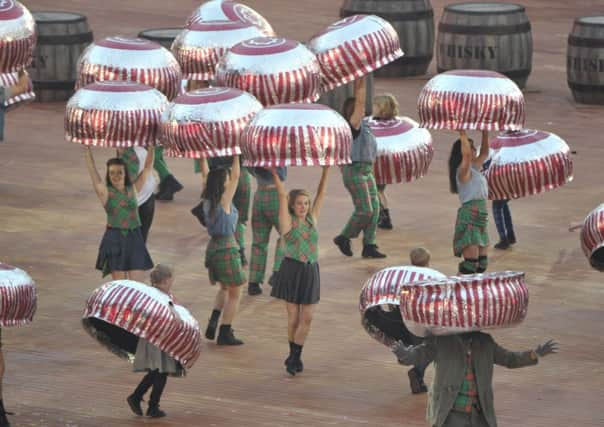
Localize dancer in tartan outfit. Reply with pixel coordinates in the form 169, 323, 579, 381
449, 131, 490, 274
84, 147, 154, 281
333, 76, 386, 259
393, 333, 558, 427
269, 166, 330, 376
247, 167, 287, 296
201, 156, 246, 345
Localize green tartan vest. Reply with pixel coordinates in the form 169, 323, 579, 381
282, 215, 318, 263
105, 186, 141, 230
120, 148, 140, 180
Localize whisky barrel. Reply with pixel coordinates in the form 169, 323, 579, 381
316, 73, 374, 116
567, 17, 604, 104
28, 12, 93, 102
436, 3, 532, 89
138, 28, 182, 50
340, 0, 434, 77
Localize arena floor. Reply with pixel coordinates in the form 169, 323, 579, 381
1, 0, 603, 425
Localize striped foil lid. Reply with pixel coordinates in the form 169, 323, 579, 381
172, 20, 265, 80
215, 37, 321, 106
0, 0, 36, 72
369, 116, 434, 185
485, 129, 573, 200
359, 266, 446, 346
76, 36, 182, 100
186, 0, 275, 37
0, 70, 35, 109
161, 87, 262, 158
65, 81, 169, 147
400, 271, 528, 337
82, 280, 201, 368
0, 262, 37, 327
581, 203, 604, 272
241, 103, 352, 167
418, 70, 525, 131
308, 15, 403, 91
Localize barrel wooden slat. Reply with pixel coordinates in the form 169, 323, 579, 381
436, 2, 532, 89
28, 11, 93, 102
316, 73, 374, 116
567, 16, 604, 104
138, 28, 182, 50
340, 0, 434, 77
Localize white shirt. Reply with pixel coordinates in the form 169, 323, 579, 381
133, 147, 159, 206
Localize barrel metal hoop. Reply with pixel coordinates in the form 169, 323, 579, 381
573, 18, 604, 28
32, 80, 76, 90
32, 11, 88, 24
438, 22, 531, 35
568, 82, 604, 92
444, 4, 526, 14
568, 35, 604, 48
398, 54, 434, 64
437, 67, 530, 79
340, 9, 434, 21
36, 32, 94, 45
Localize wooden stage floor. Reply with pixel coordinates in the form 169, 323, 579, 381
1, 0, 603, 425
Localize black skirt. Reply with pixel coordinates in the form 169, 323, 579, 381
95, 227, 153, 276
270, 257, 320, 305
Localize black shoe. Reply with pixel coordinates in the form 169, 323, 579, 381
494, 239, 510, 250
127, 394, 143, 416
0, 413, 10, 427
217, 325, 244, 345
156, 175, 184, 201
248, 282, 262, 296
408, 368, 425, 394
205, 320, 218, 340
378, 208, 393, 230
146, 405, 166, 418
362, 244, 386, 259
333, 235, 353, 256
508, 233, 516, 245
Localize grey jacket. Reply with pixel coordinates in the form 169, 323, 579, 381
350, 119, 377, 163
396, 332, 537, 427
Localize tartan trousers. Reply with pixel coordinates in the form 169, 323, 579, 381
233, 168, 252, 255
153, 147, 170, 181
340, 162, 379, 246
249, 186, 284, 283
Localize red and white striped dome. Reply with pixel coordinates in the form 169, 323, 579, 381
0, 0, 36, 72
76, 36, 182, 100
0, 262, 37, 327
580, 204, 604, 272
241, 103, 352, 167
65, 81, 169, 148
186, 0, 275, 37
418, 70, 525, 131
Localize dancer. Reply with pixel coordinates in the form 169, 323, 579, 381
247, 167, 287, 296
363, 247, 433, 394
0, 70, 30, 143
482, 160, 516, 250
372, 94, 400, 230
334, 77, 386, 258
127, 265, 185, 418
154, 147, 184, 201
393, 334, 558, 427
119, 147, 160, 243
84, 147, 154, 280
270, 166, 329, 376
202, 155, 246, 345
449, 131, 490, 274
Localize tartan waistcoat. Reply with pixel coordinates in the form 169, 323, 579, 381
282, 215, 318, 263
105, 186, 141, 229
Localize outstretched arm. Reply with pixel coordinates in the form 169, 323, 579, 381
221, 155, 240, 208
311, 166, 330, 222
568, 221, 583, 232
457, 130, 473, 184
349, 77, 366, 130
474, 130, 490, 166
83, 146, 108, 206
392, 338, 436, 367
493, 337, 557, 368
135, 146, 155, 192
272, 167, 292, 236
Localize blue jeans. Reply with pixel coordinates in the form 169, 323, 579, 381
492, 200, 515, 241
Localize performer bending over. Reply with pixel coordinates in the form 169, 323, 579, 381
449, 131, 490, 274
127, 265, 185, 418
84, 147, 154, 280
270, 166, 329, 375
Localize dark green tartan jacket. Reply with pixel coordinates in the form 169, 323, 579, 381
396, 332, 537, 427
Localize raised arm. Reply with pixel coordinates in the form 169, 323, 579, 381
272, 167, 292, 236
568, 221, 583, 232
349, 77, 366, 130
474, 130, 490, 166
310, 166, 330, 222
83, 146, 108, 206
134, 146, 155, 192
220, 155, 240, 208
392, 338, 436, 367
457, 130, 473, 185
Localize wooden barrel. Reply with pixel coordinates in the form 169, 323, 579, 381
436, 3, 532, 89
316, 74, 374, 116
138, 28, 182, 50
567, 17, 604, 104
28, 12, 93, 102
340, 0, 434, 77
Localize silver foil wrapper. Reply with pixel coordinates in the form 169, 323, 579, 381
581, 203, 604, 272
0, 0, 36, 72
0, 262, 37, 327
186, 0, 275, 37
